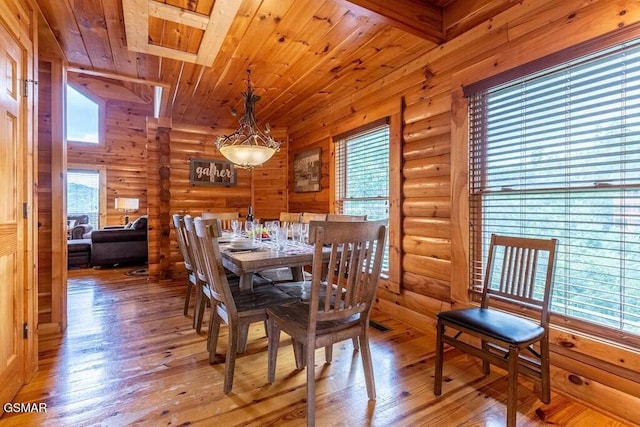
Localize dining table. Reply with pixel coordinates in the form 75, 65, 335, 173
220, 240, 324, 291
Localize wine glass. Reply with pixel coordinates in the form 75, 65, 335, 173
231, 219, 240, 237
299, 223, 309, 245
289, 222, 301, 245
252, 219, 262, 245
244, 220, 253, 239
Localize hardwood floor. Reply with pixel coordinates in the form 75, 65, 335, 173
2, 267, 631, 426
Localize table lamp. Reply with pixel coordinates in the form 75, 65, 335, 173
115, 197, 139, 225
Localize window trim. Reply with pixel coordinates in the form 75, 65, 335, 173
65, 82, 106, 145
328, 111, 402, 294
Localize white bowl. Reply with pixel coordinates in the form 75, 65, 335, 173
229, 238, 254, 249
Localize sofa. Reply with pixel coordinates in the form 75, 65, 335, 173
91, 215, 148, 267
68, 214, 94, 239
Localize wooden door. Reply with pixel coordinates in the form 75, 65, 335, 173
0, 20, 26, 405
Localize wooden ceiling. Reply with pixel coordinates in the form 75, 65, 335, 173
36, 0, 514, 130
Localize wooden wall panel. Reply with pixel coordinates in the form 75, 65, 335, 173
37, 60, 53, 325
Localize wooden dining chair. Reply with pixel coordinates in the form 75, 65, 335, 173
434, 234, 558, 427
326, 214, 367, 222
201, 211, 239, 230
191, 217, 297, 394
279, 211, 301, 226
172, 214, 202, 328
301, 212, 327, 223
267, 219, 387, 426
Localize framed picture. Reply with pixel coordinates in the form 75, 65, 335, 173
294, 148, 322, 192
189, 158, 237, 186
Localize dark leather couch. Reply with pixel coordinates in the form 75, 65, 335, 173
91, 215, 148, 267
68, 214, 94, 239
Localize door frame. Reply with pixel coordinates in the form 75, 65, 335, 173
0, 0, 38, 406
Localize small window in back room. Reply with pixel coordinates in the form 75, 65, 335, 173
66, 84, 100, 144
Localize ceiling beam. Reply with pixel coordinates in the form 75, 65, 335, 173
344, 0, 445, 44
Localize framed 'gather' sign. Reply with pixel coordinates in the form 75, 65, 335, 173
189, 158, 237, 186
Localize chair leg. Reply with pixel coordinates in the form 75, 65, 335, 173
305, 340, 316, 427
183, 281, 193, 316
195, 286, 207, 333
208, 308, 222, 363
481, 340, 491, 375
352, 336, 359, 351
507, 346, 519, 427
540, 335, 551, 403
360, 329, 376, 400
224, 320, 239, 394
324, 344, 333, 363
434, 319, 444, 396
238, 324, 250, 354
293, 339, 305, 369
267, 318, 281, 383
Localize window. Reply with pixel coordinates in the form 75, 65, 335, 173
335, 123, 390, 271
67, 170, 100, 227
66, 84, 100, 144
469, 39, 640, 339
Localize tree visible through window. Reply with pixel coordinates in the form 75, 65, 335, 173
468, 39, 640, 338
66, 84, 100, 144
335, 123, 390, 271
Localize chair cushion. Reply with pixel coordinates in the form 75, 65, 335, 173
130, 216, 148, 230
437, 307, 544, 345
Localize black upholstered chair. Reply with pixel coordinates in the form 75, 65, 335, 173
68, 214, 94, 239
434, 234, 558, 427
90, 215, 148, 267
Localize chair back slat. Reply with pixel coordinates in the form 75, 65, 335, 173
191, 217, 236, 310
182, 216, 207, 284
326, 214, 367, 222
201, 211, 239, 231
482, 234, 557, 324
279, 212, 302, 227
308, 220, 386, 324
302, 212, 327, 223
172, 214, 194, 272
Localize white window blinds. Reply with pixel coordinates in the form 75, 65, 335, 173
67, 170, 100, 227
335, 123, 390, 271
469, 39, 640, 339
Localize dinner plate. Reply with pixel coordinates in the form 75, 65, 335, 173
227, 244, 260, 251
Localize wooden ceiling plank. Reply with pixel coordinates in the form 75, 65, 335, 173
343, 0, 444, 44
267, 28, 432, 126
148, 2, 210, 30
196, 0, 245, 66
122, 0, 149, 51
37, 0, 92, 67
258, 10, 385, 123
171, 0, 265, 122
189, 0, 297, 125
103, 0, 139, 77
193, 0, 362, 127
72, 0, 117, 71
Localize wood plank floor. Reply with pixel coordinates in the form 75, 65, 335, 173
2, 267, 632, 426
